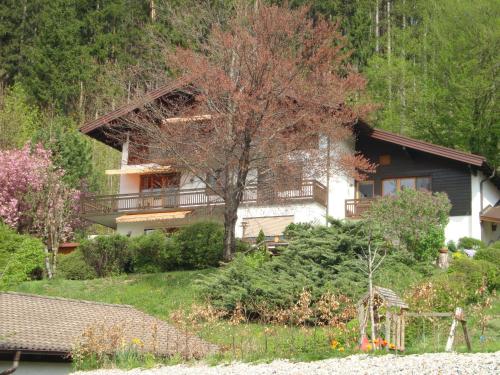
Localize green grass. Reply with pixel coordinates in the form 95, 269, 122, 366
9, 270, 500, 367
12, 270, 214, 321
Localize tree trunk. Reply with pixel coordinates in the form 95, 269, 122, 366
223, 201, 238, 261
375, 0, 380, 53
368, 244, 376, 350
44, 247, 53, 279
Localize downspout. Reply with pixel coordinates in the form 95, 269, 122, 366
480, 168, 496, 213
0, 351, 20, 375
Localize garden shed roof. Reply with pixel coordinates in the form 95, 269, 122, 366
357, 286, 409, 309
0, 292, 216, 358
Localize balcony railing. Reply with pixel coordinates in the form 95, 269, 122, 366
82, 179, 327, 216
345, 198, 377, 219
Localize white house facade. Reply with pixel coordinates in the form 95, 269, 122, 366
79, 86, 500, 246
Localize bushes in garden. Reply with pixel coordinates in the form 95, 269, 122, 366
363, 189, 451, 262
71, 221, 225, 279
198, 220, 378, 317
457, 236, 485, 250
0, 223, 45, 288
57, 250, 97, 280
176, 221, 224, 269
474, 241, 500, 267
130, 230, 180, 273
79, 234, 132, 277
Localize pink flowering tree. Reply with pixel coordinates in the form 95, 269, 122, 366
0, 144, 81, 278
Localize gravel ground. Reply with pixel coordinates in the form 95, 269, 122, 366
74, 352, 499, 375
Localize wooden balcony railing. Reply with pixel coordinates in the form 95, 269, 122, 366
82, 179, 327, 216
345, 198, 377, 219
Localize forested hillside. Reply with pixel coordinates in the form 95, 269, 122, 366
0, 0, 498, 193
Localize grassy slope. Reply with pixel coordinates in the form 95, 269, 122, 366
12, 270, 213, 321
10, 270, 500, 361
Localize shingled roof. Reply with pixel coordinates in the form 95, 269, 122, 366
357, 286, 409, 309
0, 292, 216, 358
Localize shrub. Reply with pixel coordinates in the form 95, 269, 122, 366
449, 257, 498, 292
446, 240, 457, 252
198, 220, 373, 316
474, 241, 500, 267
0, 235, 45, 287
363, 189, 451, 262
57, 250, 96, 280
414, 226, 445, 262
130, 231, 180, 273
457, 236, 485, 250
175, 222, 224, 269
79, 234, 132, 277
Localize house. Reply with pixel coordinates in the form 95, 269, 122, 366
79, 83, 500, 245
0, 292, 216, 375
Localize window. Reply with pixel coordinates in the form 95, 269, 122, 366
382, 179, 398, 196
140, 173, 180, 193
357, 181, 374, 198
400, 178, 416, 190
416, 177, 431, 191
382, 177, 431, 196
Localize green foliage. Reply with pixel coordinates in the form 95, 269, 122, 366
130, 231, 180, 273
79, 234, 132, 277
0, 223, 45, 288
475, 242, 500, 268
364, 189, 451, 261
449, 257, 498, 292
414, 226, 446, 263
176, 222, 224, 269
365, 0, 499, 167
57, 250, 97, 280
457, 237, 486, 250
255, 229, 266, 245
446, 240, 457, 252
198, 220, 371, 314
0, 84, 41, 149
33, 117, 99, 189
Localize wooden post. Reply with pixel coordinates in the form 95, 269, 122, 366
401, 312, 406, 351
358, 304, 367, 344
445, 307, 462, 352
461, 320, 472, 352
385, 311, 391, 352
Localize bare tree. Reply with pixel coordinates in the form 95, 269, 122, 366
112, 3, 374, 260
357, 233, 387, 349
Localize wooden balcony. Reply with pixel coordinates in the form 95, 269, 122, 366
345, 198, 377, 219
82, 179, 327, 216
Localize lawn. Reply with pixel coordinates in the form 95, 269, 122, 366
10, 270, 500, 364
12, 270, 213, 321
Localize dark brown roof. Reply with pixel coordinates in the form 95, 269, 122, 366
358, 286, 409, 309
0, 292, 216, 358
357, 121, 487, 167
481, 205, 500, 223
80, 79, 191, 136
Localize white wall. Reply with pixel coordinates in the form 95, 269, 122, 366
445, 215, 473, 244
0, 361, 71, 375
471, 171, 500, 243
482, 221, 500, 245
235, 202, 326, 238
328, 173, 354, 220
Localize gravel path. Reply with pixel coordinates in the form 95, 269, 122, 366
75, 352, 499, 374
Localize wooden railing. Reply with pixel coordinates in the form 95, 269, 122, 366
82, 179, 327, 216
345, 198, 377, 219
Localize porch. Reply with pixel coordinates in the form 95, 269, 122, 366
344, 198, 377, 219
81, 179, 327, 224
